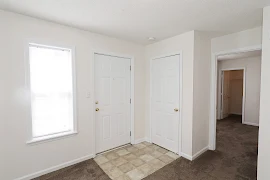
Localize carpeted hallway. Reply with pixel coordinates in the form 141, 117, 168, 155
144, 115, 259, 180
34, 115, 259, 180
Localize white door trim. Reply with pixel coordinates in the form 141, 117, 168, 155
92, 50, 135, 156
149, 52, 183, 155
209, 45, 262, 150
218, 68, 246, 124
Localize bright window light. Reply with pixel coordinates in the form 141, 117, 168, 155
29, 43, 75, 139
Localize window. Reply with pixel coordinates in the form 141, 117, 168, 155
28, 43, 76, 143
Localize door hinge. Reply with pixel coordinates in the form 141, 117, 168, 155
130, 131, 131, 136
130, 98, 131, 104
130, 66, 131, 71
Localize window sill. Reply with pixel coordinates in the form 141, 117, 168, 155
26, 131, 78, 145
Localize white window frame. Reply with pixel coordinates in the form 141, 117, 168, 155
25, 42, 77, 144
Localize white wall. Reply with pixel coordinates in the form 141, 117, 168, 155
211, 27, 262, 53
258, 6, 270, 180
210, 26, 262, 150
0, 10, 146, 180
192, 31, 212, 155
0, 6, 266, 180
145, 31, 214, 158
217, 57, 261, 126
145, 31, 195, 157
0, 11, 9, 178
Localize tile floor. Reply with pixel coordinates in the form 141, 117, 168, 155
94, 142, 179, 180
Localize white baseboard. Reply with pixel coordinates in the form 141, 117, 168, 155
15, 154, 94, 180
243, 122, 259, 126
134, 139, 208, 161
133, 137, 151, 144
180, 146, 208, 161
192, 146, 209, 160
180, 152, 193, 161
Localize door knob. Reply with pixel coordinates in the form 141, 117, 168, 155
96, 108, 99, 112
174, 108, 179, 112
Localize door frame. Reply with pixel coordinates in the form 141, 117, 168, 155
92, 51, 135, 156
218, 68, 246, 123
209, 45, 262, 150
149, 52, 183, 155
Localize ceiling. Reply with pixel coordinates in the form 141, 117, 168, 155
218, 50, 262, 61
0, 0, 269, 45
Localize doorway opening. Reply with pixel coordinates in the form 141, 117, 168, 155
209, 48, 262, 178
210, 47, 262, 150
218, 69, 245, 123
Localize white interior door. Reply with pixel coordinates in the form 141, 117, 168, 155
151, 55, 180, 153
95, 54, 131, 153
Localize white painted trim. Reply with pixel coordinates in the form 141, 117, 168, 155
130, 58, 135, 145
180, 152, 192, 161
218, 67, 246, 124
243, 122, 259, 127
192, 146, 209, 160
149, 57, 153, 144
179, 52, 183, 156
92, 51, 135, 155
180, 146, 208, 161
209, 45, 262, 150
151, 52, 183, 60
214, 45, 262, 57
26, 131, 78, 145
24, 40, 78, 144
149, 52, 183, 155
219, 70, 224, 120
14, 154, 94, 180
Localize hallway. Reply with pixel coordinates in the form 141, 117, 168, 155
144, 115, 259, 180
